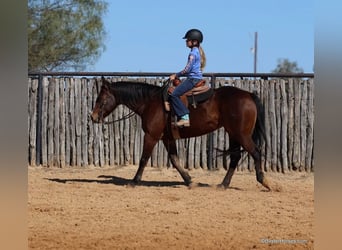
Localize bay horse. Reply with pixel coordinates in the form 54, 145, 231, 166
90, 77, 271, 190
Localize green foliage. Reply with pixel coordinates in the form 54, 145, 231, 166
272, 58, 304, 73
28, 0, 108, 71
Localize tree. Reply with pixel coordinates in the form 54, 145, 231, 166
272, 58, 304, 73
28, 0, 108, 71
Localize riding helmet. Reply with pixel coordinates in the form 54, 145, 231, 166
182, 29, 203, 43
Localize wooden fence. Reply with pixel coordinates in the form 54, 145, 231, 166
28, 74, 314, 172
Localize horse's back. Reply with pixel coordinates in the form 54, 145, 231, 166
214, 85, 254, 104
215, 85, 251, 94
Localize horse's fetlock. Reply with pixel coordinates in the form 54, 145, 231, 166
256, 171, 264, 184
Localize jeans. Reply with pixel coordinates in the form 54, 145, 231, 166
169, 78, 201, 118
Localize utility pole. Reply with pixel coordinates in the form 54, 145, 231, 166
254, 32, 258, 74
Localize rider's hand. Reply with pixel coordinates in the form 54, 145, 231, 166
169, 74, 176, 81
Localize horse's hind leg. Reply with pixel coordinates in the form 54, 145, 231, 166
241, 137, 271, 191
219, 139, 241, 189
163, 139, 192, 186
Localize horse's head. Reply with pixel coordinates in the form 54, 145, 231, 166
90, 77, 117, 123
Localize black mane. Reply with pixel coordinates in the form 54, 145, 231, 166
109, 81, 163, 107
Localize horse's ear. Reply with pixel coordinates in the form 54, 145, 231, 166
101, 76, 110, 89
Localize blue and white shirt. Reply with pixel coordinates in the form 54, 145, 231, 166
176, 47, 202, 79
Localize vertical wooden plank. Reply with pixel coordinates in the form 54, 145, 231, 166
300, 80, 308, 171
200, 134, 207, 169
306, 79, 314, 171
41, 77, 49, 166
103, 122, 109, 166
193, 137, 200, 169
47, 78, 55, 166
234, 80, 243, 171
158, 133, 166, 168
133, 116, 141, 165
275, 81, 281, 172
74, 78, 82, 166
224, 130, 230, 170
93, 123, 100, 166
92, 79, 100, 166
104, 83, 115, 166
212, 130, 218, 169
123, 110, 130, 165
118, 105, 124, 165
28, 78, 38, 166
269, 80, 277, 171
287, 79, 294, 171
177, 139, 186, 169
114, 106, 120, 165
64, 78, 71, 166
101, 78, 110, 166
280, 79, 288, 173
129, 115, 136, 165
54, 78, 60, 166
262, 80, 270, 172
156, 141, 163, 168
247, 79, 254, 171
292, 78, 301, 170
187, 138, 194, 170
260, 79, 267, 171
254, 79, 262, 171
163, 139, 168, 168
108, 121, 115, 166
59, 78, 66, 167
98, 85, 105, 167
81, 78, 88, 166
87, 78, 95, 166
69, 78, 76, 166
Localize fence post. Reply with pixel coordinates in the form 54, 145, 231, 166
35, 74, 43, 165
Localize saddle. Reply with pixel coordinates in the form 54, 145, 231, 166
163, 78, 214, 111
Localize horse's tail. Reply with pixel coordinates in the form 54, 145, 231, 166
251, 92, 266, 149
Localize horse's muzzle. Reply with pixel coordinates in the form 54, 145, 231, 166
90, 112, 100, 123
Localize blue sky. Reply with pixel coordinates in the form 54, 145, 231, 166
92, 0, 314, 73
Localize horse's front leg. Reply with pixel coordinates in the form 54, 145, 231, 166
163, 139, 192, 186
132, 134, 158, 185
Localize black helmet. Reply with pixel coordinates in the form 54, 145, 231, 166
183, 29, 203, 43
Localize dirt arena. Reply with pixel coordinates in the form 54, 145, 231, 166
28, 165, 314, 249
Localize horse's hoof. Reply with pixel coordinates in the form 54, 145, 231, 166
261, 177, 273, 191
216, 184, 227, 190
187, 182, 198, 189
127, 181, 137, 188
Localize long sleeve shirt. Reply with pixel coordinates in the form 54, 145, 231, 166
176, 47, 202, 79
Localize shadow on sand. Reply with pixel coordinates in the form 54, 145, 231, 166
47, 175, 187, 188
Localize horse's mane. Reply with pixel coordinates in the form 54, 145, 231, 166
109, 81, 163, 106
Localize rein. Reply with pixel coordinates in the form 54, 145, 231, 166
101, 110, 136, 124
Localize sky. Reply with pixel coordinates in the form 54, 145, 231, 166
92, 0, 314, 73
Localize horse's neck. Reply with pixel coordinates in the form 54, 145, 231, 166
114, 83, 155, 115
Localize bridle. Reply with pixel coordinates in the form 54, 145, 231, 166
92, 93, 136, 124
102, 111, 136, 124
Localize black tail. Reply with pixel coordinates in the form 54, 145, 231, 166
251, 92, 266, 149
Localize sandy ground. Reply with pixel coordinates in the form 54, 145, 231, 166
28, 165, 314, 250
